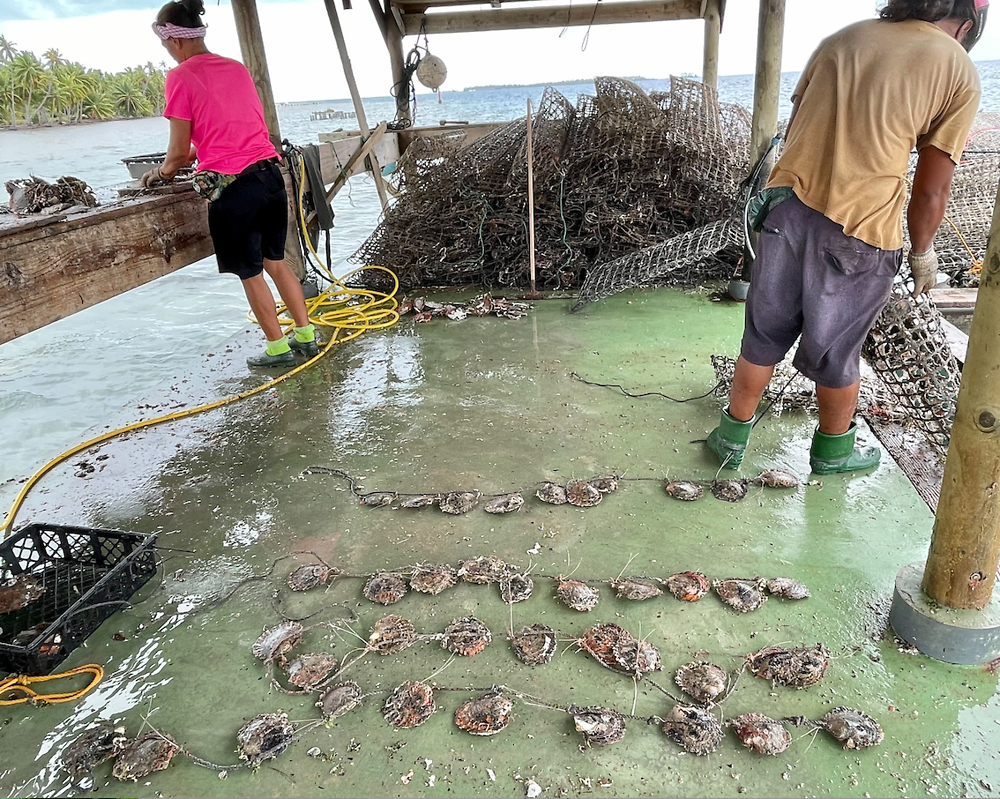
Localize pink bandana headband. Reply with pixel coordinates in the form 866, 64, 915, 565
152, 21, 207, 40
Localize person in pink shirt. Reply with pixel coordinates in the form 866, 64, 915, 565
142, 0, 318, 368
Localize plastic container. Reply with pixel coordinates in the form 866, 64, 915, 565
121, 153, 166, 180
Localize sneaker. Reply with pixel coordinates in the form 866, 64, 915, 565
289, 336, 319, 357
247, 349, 296, 368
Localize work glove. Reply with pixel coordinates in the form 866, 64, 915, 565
139, 167, 170, 189
907, 245, 938, 298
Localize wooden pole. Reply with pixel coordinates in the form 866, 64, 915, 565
231, 0, 281, 149
526, 98, 537, 295
749, 0, 784, 166
702, 0, 721, 91
923, 188, 1000, 609
322, 0, 390, 211
385, 3, 411, 125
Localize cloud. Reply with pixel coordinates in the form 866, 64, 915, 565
0, 0, 301, 23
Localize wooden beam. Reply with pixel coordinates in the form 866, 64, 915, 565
702, 0, 721, 90
306, 123, 389, 225
750, 0, 785, 165
231, 0, 281, 149
0, 192, 212, 346
400, 0, 702, 35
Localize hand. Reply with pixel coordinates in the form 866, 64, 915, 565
139, 167, 171, 188
908, 246, 938, 297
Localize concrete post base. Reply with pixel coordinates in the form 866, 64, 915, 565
889, 562, 1000, 665
727, 279, 750, 302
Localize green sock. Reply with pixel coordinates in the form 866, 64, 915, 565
265, 337, 292, 356
293, 324, 316, 343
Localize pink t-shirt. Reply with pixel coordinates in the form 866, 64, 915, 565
163, 53, 278, 175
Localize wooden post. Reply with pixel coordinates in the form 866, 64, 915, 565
526, 99, 536, 295
322, 0, 391, 211
923, 188, 1000, 610
231, 0, 281, 149
702, 0, 721, 91
749, 0, 785, 165
386, 2, 411, 124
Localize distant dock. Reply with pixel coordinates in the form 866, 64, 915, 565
310, 108, 357, 122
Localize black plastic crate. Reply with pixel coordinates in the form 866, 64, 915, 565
0, 523, 157, 675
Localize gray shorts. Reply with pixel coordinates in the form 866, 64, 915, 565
741, 194, 901, 389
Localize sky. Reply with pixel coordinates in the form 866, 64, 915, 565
1, 1, 998, 102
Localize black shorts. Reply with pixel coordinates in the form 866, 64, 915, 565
207, 160, 287, 280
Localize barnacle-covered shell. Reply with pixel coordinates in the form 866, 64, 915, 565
663, 571, 711, 601
454, 687, 514, 736
287, 563, 339, 592
442, 616, 492, 656
510, 623, 558, 665
729, 713, 792, 755
610, 576, 663, 601
252, 620, 304, 665
566, 479, 603, 507
112, 733, 181, 782
612, 637, 662, 679
383, 680, 435, 728
674, 661, 728, 705
746, 643, 830, 688
236, 713, 295, 769
711, 478, 749, 502
63, 722, 128, 781
363, 572, 408, 605
557, 578, 600, 611
664, 480, 703, 501
819, 707, 884, 750
765, 577, 811, 600
750, 469, 800, 488
368, 614, 417, 655
439, 490, 480, 514
713, 577, 767, 613
484, 493, 525, 514
578, 623, 631, 671
571, 705, 627, 746
317, 682, 364, 720
360, 491, 397, 507
400, 493, 441, 508
499, 571, 534, 604
458, 555, 507, 585
410, 564, 457, 595
285, 652, 338, 690
536, 482, 568, 505
588, 475, 619, 494
660, 704, 724, 756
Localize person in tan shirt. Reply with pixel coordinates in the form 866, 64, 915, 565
707, 0, 984, 476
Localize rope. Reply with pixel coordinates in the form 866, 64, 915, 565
0, 664, 103, 706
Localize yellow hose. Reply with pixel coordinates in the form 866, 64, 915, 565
0, 664, 104, 705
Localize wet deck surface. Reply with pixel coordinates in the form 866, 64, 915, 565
1, 287, 998, 798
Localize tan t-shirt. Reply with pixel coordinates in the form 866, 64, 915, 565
767, 18, 981, 250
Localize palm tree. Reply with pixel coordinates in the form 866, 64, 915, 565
10, 52, 43, 124
112, 71, 152, 118
0, 37, 16, 127
42, 48, 66, 70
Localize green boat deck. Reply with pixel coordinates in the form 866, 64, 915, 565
1, 286, 997, 798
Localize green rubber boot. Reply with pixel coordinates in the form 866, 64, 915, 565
706, 407, 755, 470
809, 423, 881, 475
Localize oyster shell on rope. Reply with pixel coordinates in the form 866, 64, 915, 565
112, 733, 181, 782
383, 680, 435, 728
284, 652, 338, 691
662, 571, 711, 601
610, 576, 662, 601
439, 490, 480, 514
454, 687, 514, 736
484, 492, 525, 514
674, 661, 728, 705
664, 480, 703, 501
817, 707, 884, 750
63, 722, 128, 781
317, 681, 364, 720
729, 713, 792, 755
458, 555, 507, 585
765, 576, 811, 600
236, 713, 295, 769
498, 569, 533, 604
612, 637, 662, 680
578, 623, 660, 679
363, 572, 408, 605
711, 478, 749, 502
556, 578, 600, 611
565, 479, 602, 507
588, 475, 619, 494
287, 562, 340, 592
746, 643, 830, 688
510, 623, 558, 666
660, 703, 725, 756
410, 563, 457, 595
571, 705, 627, 747
713, 577, 767, 613
441, 616, 492, 656
252, 620, 304, 666
400, 493, 441, 509
749, 469, 800, 489
368, 614, 417, 655
359, 491, 397, 507
536, 482, 568, 505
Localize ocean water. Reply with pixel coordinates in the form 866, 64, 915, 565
1, 65, 999, 490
